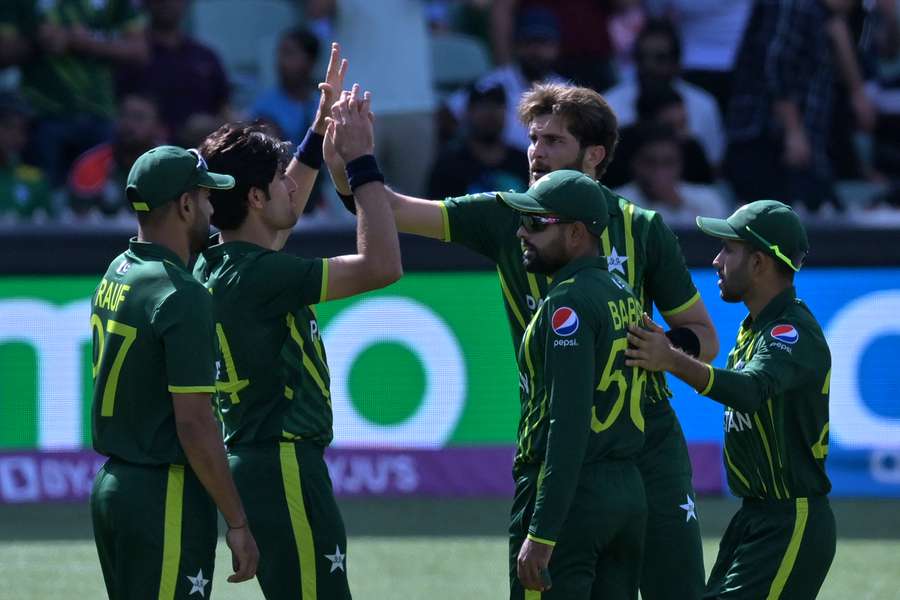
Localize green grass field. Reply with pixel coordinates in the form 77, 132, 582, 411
2, 498, 898, 600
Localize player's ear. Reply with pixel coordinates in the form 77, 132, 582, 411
583, 144, 606, 174
175, 191, 193, 221
247, 186, 266, 209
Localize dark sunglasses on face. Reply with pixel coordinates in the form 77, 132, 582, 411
519, 213, 575, 232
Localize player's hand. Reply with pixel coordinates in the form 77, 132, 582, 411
312, 42, 348, 135
225, 525, 259, 583
625, 312, 675, 372
324, 119, 353, 195
783, 127, 812, 169
329, 84, 375, 162
517, 537, 553, 591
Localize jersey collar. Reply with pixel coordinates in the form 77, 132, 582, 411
127, 237, 187, 270
747, 286, 797, 332
550, 255, 607, 289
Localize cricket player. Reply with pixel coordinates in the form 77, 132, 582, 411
500, 170, 648, 599
90, 145, 258, 599
193, 84, 401, 600
626, 200, 835, 599
327, 82, 717, 599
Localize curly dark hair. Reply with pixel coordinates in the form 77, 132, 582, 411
197, 122, 292, 230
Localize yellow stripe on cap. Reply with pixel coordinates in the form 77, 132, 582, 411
157, 465, 184, 600
132, 202, 150, 212
280, 442, 317, 599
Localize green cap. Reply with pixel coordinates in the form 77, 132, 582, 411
696, 200, 809, 271
496, 170, 609, 235
126, 145, 235, 212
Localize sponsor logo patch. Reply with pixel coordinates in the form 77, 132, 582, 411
551, 307, 579, 337
770, 324, 799, 344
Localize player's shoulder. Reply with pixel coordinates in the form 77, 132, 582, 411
761, 300, 829, 358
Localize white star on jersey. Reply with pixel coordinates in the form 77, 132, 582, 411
680, 495, 697, 522
606, 248, 628, 275
186, 569, 209, 597
325, 545, 346, 573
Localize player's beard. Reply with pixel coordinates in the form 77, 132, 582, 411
529, 147, 587, 185
718, 259, 752, 303
522, 234, 568, 275
188, 214, 211, 255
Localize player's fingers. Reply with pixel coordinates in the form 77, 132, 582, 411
624, 358, 645, 368
337, 58, 349, 83
324, 42, 339, 79
359, 89, 372, 114
627, 325, 649, 340
643, 312, 664, 332
348, 83, 360, 111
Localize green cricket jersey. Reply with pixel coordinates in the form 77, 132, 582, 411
516, 256, 647, 543
441, 186, 699, 410
702, 287, 831, 499
0, 0, 144, 118
91, 239, 217, 465
193, 241, 332, 447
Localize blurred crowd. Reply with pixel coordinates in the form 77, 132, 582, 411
1, 0, 899, 228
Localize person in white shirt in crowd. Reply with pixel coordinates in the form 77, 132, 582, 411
603, 17, 725, 166
615, 123, 729, 228
643, 0, 753, 113
446, 7, 567, 153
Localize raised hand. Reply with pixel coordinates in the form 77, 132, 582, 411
330, 84, 375, 162
312, 42, 349, 134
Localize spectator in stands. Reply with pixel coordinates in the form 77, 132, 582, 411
428, 83, 529, 198
724, 0, 858, 214
603, 18, 725, 166
490, 0, 629, 92
614, 124, 728, 228
250, 28, 321, 146
0, 92, 53, 221
67, 93, 164, 218
0, 0, 147, 185
311, 0, 436, 195
870, 0, 900, 182
446, 7, 566, 153
117, 0, 230, 138
644, 0, 753, 113
604, 84, 714, 188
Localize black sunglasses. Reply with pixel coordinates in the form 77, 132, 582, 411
519, 214, 575, 232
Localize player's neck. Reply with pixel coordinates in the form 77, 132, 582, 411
218, 217, 280, 251
743, 279, 791, 321
136, 226, 190, 266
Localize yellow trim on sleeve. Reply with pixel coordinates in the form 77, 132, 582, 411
438, 201, 451, 242
157, 465, 184, 600
660, 291, 701, 317
526, 533, 556, 547
525, 591, 542, 600
700, 364, 715, 396
168, 385, 216, 394
319, 259, 329, 303
766, 498, 809, 599
279, 442, 318, 599
821, 369, 831, 395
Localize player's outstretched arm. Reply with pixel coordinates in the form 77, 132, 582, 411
324, 114, 446, 240
323, 85, 403, 301
173, 393, 259, 583
283, 42, 348, 225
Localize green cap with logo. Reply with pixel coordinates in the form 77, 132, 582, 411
126, 145, 235, 212
495, 169, 609, 235
696, 200, 809, 272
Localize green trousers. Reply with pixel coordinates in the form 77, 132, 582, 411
228, 440, 351, 600
704, 496, 836, 599
91, 458, 217, 600
636, 401, 706, 600
508, 460, 647, 600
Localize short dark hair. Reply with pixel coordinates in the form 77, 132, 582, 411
281, 27, 320, 60
636, 85, 683, 121
198, 123, 291, 230
636, 18, 681, 62
518, 83, 619, 178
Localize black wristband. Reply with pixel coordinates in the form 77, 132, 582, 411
345, 154, 385, 191
294, 129, 325, 169
665, 327, 701, 358
337, 191, 357, 215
